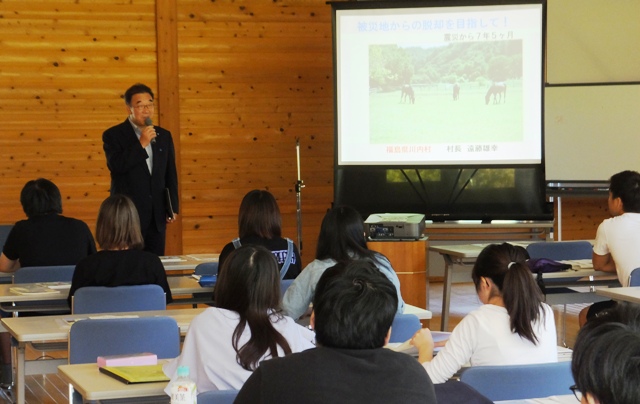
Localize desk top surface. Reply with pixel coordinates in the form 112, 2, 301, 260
0, 276, 212, 304
58, 360, 170, 401
1, 303, 431, 342
161, 253, 218, 271
596, 286, 640, 304
2, 307, 205, 342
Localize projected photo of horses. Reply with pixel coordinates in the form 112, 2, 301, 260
368, 41, 523, 144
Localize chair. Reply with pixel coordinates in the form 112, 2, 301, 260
280, 279, 294, 298
197, 389, 239, 404
72, 284, 166, 315
13, 265, 76, 284
389, 313, 421, 343
195, 262, 218, 276
0, 224, 12, 252
526, 241, 593, 261
68, 316, 180, 364
460, 361, 574, 401
526, 241, 595, 345
629, 267, 640, 286
189, 262, 219, 307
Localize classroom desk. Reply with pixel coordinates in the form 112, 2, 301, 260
58, 360, 171, 403
3, 308, 204, 404
596, 286, 640, 304
0, 276, 432, 402
430, 244, 618, 331
161, 253, 219, 273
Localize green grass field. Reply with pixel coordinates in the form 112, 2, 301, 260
369, 84, 523, 144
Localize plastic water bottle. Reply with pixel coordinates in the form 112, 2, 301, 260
170, 365, 197, 404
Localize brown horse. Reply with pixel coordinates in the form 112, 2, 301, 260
400, 84, 415, 104
485, 82, 507, 105
453, 83, 460, 101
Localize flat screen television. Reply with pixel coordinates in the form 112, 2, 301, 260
331, 0, 551, 222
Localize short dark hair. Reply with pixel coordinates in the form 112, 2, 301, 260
95, 194, 144, 250
571, 303, 640, 404
124, 83, 154, 106
237, 190, 282, 239
214, 245, 291, 370
20, 178, 63, 218
312, 259, 398, 349
609, 170, 640, 213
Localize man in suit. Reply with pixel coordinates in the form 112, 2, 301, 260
103, 83, 179, 256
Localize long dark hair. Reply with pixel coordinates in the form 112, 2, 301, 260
214, 245, 292, 370
472, 243, 545, 344
315, 206, 376, 263
237, 190, 282, 239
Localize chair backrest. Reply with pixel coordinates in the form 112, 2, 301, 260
0, 224, 12, 251
460, 361, 574, 401
526, 241, 593, 261
13, 265, 76, 284
72, 284, 166, 314
280, 279, 294, 298
195, 262, 219, 276
197, 389, 239, 404
389, 313, 421, 343
68, 316, 180, 364
629, 267, 640, 286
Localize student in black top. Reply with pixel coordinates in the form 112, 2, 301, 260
571, 302, 640, 404
218, 190, 301, 280
235, 260, 437, 404
68, 194, 172, 306
0, 178, 96, 272
0, 178, 96, 386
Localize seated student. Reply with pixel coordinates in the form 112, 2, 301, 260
0, 178, 96, 386
218, 190, 301, 280
412, 243, 557, 384
571, 302, 640, 404
0, 178, 96, 272
164, 245, 314, 393
235, 259, 436, 404
282, 205, 404, 320
67, 194, 172, 305
579, 170, 640, 326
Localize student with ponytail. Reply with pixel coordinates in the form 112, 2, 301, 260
412, 243, 557, 384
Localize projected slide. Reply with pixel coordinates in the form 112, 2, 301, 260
336, 3, 543, 166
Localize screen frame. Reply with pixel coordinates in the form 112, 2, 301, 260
331, 0, 547, 169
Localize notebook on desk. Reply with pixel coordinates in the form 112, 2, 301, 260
99, 364, 169, 384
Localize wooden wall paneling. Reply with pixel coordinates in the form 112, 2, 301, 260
156, 0, 182, 254
554, 197, 609, 241
176, 0, 335, 264
0, 0, 158, 233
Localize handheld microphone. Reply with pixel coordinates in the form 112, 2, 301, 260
145, 117, 156, 144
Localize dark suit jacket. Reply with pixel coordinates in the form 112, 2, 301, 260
103, 119, 179, 233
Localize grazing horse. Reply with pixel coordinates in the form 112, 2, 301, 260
453, 83, 460, 101
485, 82, 507, 105
400, 84, 415, 104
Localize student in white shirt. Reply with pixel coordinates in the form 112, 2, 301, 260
163, 245, 314, 393
412, 243, 557, 384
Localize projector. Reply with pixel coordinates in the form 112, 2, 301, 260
365, 213, 426, 240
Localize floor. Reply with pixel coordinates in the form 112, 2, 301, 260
0, 281, 585, 404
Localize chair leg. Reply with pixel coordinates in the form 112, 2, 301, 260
562, 304, 567, 347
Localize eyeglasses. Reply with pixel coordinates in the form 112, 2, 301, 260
132, 103, 154, 111
570, 385, 583, 402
